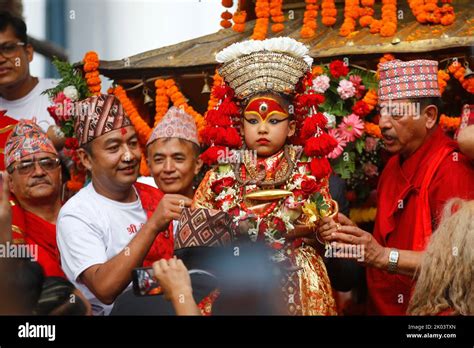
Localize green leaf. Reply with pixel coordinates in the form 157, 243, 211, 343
331, 152, 356, 179
355, 138, 365, 154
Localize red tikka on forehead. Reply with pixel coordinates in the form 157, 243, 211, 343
120, 127, 127, 136
244, 97, 288, 121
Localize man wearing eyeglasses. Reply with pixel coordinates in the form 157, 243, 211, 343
0, 11, 59, 142
4, 120, 65, 278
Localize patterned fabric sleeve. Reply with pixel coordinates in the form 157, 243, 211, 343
192, 168, 218, 210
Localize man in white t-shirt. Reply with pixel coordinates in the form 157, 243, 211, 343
57, 94, 192, 315
0, 12, 59, 140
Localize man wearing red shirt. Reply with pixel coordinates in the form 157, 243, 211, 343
319, 59, 474, 315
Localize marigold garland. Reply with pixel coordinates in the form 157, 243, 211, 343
301, 0, 318, 39
232, 11, 247, 32
360, 0, 397, 37
312, 66, 324, 76
154, 79, 169, 126
340, 0, 360, 37
364, 121, 382, 138
252, 0, 270, 40
438, 69, 450, 95
321, 0, 337, 26
112, 85, 152, 147
221, 0, 234, 29
439, 114, 461, 131
270, 0, 285, 33
362, 89, 378, 111
448, 61, 474, 94
408, 0, 455, 25
66, 171, 86, 192
83, 51, 101, 95
350, 207, 377, 223
207, 71, 224, 111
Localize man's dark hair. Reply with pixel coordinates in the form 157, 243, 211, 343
0, 11, 28, 44
81, 141, 93, 157
36, 277, 88, 316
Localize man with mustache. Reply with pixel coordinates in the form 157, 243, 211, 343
4, 120, 65, 277
318, 59, 474, 315
57, 94, 191, 315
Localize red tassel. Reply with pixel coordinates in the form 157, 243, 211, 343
300, 113, 328, 140
304, 132, 338, 157
223, 127, 242, 148
200, 146, 227, 165
205, 109, 232, 127
310, 157, 332, 180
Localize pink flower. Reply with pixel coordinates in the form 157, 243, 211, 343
327, 128, 347, 159
312, 74, 331, 93
337, 79, 356, 100
364, 137, 378, 152
363, 162, 378, 177
349, 75, 366, 98
338, 114, 364, 142
53, 92, 66, 104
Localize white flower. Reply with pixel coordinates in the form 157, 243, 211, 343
324, 112, 336, 128
63, 86, 79, 101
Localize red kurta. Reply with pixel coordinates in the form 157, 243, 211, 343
367, 127, 474, 315
135, 182, 174, 266
11, 198, 66, 278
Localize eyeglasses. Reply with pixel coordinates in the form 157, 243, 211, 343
7, 158, 61, 175
0, 41, 26, 58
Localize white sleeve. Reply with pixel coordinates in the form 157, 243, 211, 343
57, 212, 108, 283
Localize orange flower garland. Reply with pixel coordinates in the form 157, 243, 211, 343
221, 0, 233, 29
112, 85, 151, 146
154, 79, 169, 126
448, 61, 474, 94
83, 51, 101, 95
408, 0, 455, 26
340, 0, 360, 37
270, 0, 285, 33
301, 0, 318, 39
437, 69, 450, 95
439, 114, 461, 131
66, 171, 86, 192
362, 89, 378, 112
364, 122, 382, 138
207, 71, 224, 111
252, 0, 270, 40
376, 53, 395, 79
360, 0, 397, 37
232, 11, 247, 33
321, 0, 337, 27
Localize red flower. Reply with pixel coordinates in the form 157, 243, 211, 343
200, 146, 226, 165
301, 179, 320, 195
329, 60, 349, 79
304, 132, 338, 157
310, 157, 332, 179
259, 220, 269, 238
47, 105, 60, 124
352, 100, 370, 117
210, 177, 236, 195
293, 189, 307, 200
64, 137, 79, 150
296, 91, 325, 108
272, 217, 286, 233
